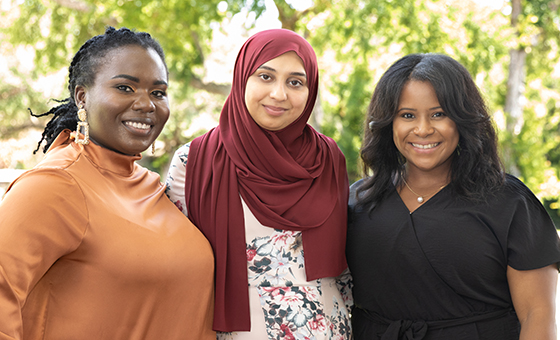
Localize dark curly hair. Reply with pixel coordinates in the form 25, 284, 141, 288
356, 53, 504, 210
31, 26, 167, 153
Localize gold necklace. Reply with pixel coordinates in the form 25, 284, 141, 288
402, 178, 446, 204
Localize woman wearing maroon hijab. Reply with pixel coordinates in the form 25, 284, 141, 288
166, 29, 352, 339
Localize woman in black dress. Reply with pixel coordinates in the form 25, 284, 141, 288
347, 53, 560, 339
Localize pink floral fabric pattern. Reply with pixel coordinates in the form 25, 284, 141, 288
246, 229, 352, 340
165, 143, 353, 340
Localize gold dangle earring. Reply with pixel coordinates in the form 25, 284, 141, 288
151, 142, 156, 155
75, 104, 90, 145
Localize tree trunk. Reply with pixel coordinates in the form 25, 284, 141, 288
502, 0, 524, 176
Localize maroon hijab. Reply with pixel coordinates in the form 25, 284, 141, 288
184, 29, 349, 332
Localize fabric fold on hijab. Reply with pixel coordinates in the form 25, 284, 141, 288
184, 28, 349, 332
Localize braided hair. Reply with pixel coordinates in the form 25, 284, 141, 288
31, 26, 167, 153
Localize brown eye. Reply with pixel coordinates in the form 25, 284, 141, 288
116, 85, 133, 92
152, 90, 167, 98
289, 79, 304, 87
401, 113, 414, 119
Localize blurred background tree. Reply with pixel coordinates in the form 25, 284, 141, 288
0, 0, 558, 224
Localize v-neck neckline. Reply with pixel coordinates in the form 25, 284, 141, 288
392, 183, 448, 215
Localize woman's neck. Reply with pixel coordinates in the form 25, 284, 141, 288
403, 164, 451, 190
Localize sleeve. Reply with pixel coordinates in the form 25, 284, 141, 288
165, 143, 190, 217
0, 169, 88, 339
505, 176, 560, 270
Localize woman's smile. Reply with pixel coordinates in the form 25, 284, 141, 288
263, 104, 287, 116
410, 142, 441, 150
124, 120, 153, 134
393, 80, 459, 173
76, 45, 169, 155
245, 51, 309, 131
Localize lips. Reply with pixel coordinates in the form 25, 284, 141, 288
263, 105, 287, 116
124, 120, 153, 134
411, 142, 440, 149
124, 121, 151, 129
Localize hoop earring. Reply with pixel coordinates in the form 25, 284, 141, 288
456, 143, 461, 156
75, 105, 89, 145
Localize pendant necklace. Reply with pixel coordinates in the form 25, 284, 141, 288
402, 178, 446, 204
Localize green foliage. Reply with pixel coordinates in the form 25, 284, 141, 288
301, 0, 508, 182
2, 0, 228, 172
321, 62, 373, 181
5, 0, 226, 92
1, 0, 559, 219
0, 69, 50, 139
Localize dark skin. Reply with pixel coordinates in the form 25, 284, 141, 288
395, 81, 558, 339
393, 81, 456, 213
508, 264, 558, 340
74, 45, 169, 156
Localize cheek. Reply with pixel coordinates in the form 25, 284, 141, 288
296, 91, 309, 109
392, 123, 402, 144
87, 102, 112, 126
159, 110, 170, 126
158, 101, 170, 120
244, 91, 251, 111
391, 124, 409, 154
243, 82, 251, 103
446, 123, 460, 143
244, 90, 261, 118
244, 78, 259, 111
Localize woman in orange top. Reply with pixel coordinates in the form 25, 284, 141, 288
0, 27, 215, 340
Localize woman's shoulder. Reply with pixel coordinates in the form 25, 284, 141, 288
348, 179, 365, 208
170, 142, 191, 167
349, 179, 364, 195
175, 142, 191, 156
483, 173, 549, 216
36, 135, 82, 170
501, 173, 539, 201
316, 131, 343, 151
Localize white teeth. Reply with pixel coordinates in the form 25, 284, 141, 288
125, 121, 151, 130
412, 143, 439, 149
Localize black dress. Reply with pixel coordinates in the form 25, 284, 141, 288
347, 174, 560, 340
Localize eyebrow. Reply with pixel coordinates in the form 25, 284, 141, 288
397, 106, 442, 112
257, 65, 307, 79
112, 74, 168, 86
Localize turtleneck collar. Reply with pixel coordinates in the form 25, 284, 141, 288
48, 130, 142, 177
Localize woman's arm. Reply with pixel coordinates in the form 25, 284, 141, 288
164, 143, 190, 216
507, 264, 558, 340
0, 170, 87, 338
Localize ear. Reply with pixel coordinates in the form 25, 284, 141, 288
74, 85, 87, 108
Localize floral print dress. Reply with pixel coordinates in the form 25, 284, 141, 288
165, 143, 353, 340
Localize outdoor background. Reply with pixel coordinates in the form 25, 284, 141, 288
1, 0, 559, 227
1, 0, 560, 332
1, 0, 559, 218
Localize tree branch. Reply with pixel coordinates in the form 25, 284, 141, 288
191, 30, 206, 65
0, 122, 45, 139
189, 76, 230, 96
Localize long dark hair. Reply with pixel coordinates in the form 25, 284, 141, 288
31, 26, 167, 153
357, 53, 504, 209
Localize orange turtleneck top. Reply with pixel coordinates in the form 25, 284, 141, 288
0, 130, 215, 340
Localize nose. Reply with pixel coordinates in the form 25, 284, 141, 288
414, 117, 434, 137
270, 82, 287, 101
132, 91, 156, 113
